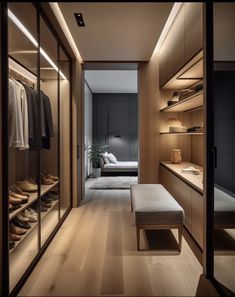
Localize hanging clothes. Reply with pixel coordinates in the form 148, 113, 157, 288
9, 79, 24, 148
22, 84, 39, 150
14, 80, 29, 150
41, 91, 54, 150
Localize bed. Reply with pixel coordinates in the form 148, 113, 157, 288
101, 161, 138, 174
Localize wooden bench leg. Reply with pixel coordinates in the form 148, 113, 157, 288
178, 226, 183, 252
136, 226, 140, 251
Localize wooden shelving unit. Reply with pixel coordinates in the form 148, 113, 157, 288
9, 181, 59, 220
10, 199, 59, 254
160, 91, 203, 113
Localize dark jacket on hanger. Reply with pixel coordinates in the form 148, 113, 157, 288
41, 91, 54, 149
22, 84, 39, 150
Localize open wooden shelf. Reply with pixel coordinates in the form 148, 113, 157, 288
9, 181, 59, 220
160, 91, 203, 113
10, 199, 59, 254
160, 132, 203, 135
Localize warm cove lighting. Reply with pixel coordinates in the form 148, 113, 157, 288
49, 2, 83, 62
8, 9, 67, 80
9, 58, 37, 83
152, 2, 182, 56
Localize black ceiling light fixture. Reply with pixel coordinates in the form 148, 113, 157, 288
74, 13, 85, 27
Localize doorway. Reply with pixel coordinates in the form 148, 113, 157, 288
82, 64, 139, 196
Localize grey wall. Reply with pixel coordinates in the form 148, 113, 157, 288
93, 93, 138, 161
214, 71, 235, 194
84, 82, 93, 177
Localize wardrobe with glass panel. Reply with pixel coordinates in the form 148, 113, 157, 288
4, 3, 72, 295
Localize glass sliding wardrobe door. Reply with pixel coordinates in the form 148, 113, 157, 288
8, 3, 40, 292
206, 2, 235, 295
5, 3, 72, 295
59, 47, 71, 217
39, 16, 60, 246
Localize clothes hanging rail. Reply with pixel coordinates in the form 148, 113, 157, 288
9, 56, 37, 84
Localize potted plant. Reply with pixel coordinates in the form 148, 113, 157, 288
87, 140, 108, 178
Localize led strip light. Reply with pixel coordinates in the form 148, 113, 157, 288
8, 9, 67, 80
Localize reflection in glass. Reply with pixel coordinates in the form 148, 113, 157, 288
213, 3, 235, 293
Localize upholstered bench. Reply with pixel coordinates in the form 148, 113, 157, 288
130, 184, 185, 251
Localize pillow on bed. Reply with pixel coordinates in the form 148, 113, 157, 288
101, 152, 110, 164
108, 153, 117, 164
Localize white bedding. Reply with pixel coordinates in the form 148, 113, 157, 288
103, 161, 138, 169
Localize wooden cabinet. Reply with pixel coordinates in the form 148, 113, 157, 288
159, 3, 203, 87
159, 29, 174, 87
191, 189, 203, 248
172, 6, 185, 74
184, 3, 203, 63
159, 164, 203, 248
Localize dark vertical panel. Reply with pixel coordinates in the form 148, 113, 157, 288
1, 3, 9, 296
92, 93, 138, 160
204, 2, 214, 278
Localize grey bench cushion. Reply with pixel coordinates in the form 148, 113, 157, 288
214, 187, 235, 227
131, 184, 184, 225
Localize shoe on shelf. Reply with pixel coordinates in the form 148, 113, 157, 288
16, 213, 30, 223
22, 209, 37, 223
47, 192, 59, 200
9, 241, 15, 249
12, 218, 31, 230
9, 204, 21, 213
9, 232, 21, 241
41, 201, 52, 209
42, 170, 59, 182
9, 195, 22, 206
10, 185, 30, 198
27, 178, 37, 185
9, 191, 29, 204
41, 175, 54, 185
41, 195, 52, 204
16, 181, 37, 193
27, 207, 37, 216
10, 223, 27, 235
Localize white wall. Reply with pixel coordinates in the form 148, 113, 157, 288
84, 82, 93, 178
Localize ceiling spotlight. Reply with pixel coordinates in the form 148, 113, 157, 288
74, 13, 85, 27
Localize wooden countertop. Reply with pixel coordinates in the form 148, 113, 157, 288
160, 161, 203, 194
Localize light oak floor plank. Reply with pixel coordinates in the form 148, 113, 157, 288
19, 185, 202, 296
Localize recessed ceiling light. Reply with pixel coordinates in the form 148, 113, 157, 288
74, 12, 85, 27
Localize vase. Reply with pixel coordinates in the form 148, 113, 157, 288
170, 149, 182, 164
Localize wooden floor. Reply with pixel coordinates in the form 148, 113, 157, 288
19, 184, 202, 296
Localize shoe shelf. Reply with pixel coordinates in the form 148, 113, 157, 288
10, 221, 38, 254
10, 199, 59, 254
160, 91, 203, 113
9, 181, 59, 221
160, 132, 203, 135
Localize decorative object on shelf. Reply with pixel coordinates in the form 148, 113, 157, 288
169, 126, 187, 133
181, 166, 200, 175
88, 140, 109, 178
170, 149, 182, 164
187, 122, 203, 132
167, 91, 180, 106
162, 117, 185, 133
